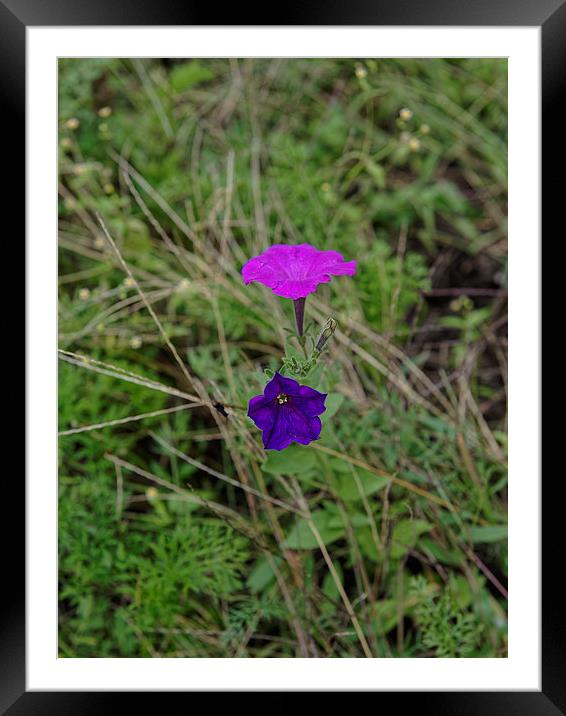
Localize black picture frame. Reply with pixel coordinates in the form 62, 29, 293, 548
9, 0, 554, 711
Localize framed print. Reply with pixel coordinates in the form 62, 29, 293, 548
10, 0, 555, 710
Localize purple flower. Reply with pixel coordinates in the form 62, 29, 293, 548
248, 372, 327, 451
241, 243, 356, 300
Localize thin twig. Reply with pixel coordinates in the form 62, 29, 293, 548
58, 349, 200, 403
296, 493, 374, 659
59, 402, 204, 436
114, 462, 124, 518
96, 213, 198, 394
132, 59, 173, 139
312, 443, 455, 511
151, 432, 305, 517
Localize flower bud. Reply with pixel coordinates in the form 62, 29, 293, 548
316, 318, 337, 352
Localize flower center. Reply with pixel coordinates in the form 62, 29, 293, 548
276, 393, 288, 405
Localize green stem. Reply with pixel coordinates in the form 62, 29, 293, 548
293, 297, 306, 337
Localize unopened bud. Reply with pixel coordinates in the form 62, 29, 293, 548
316, 318, 337, 352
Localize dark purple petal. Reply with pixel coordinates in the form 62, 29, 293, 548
247, 395, 275, 431
286, 403, 322, 444
289, 416, 322, 445
297, 384, 326, 399
262, 404, 322, 451
262, 406, 293, 451
264, 372, 301, 399
293, 389, 327, 417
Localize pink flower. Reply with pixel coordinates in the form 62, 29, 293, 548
241, 243, 356, 301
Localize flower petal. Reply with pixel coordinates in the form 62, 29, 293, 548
286, 404, 322, 444
247, 394, 275, 431
293, 386, 327, 417
262, 406, 292, 450
242, 243, 356, 300
262, 403, 322, 450
290, 415, 322, 445
264, 372, 301, 399
269, 277, 328, 300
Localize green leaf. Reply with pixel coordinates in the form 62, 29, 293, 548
283, 510, 345, 550
336, 469, 389, 502
365, 159, 386, 188
328, 512, 370, 529
420, 537, 463, 567
169, 62, 214, 92
262, 445, 317, 475
321, 393, 344, 423
283, 341, 303, 361
372, 599, 403, 634
439, 316, 465, 329
468, 525, 507, 544
322, 561, 343, 602
247, 556, 281, 593
300, 363, 324, 388
391, 519, 434, 559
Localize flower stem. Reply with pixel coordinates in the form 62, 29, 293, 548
293, 297, 306, 337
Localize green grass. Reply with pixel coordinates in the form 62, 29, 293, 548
58, 57, 508, 658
